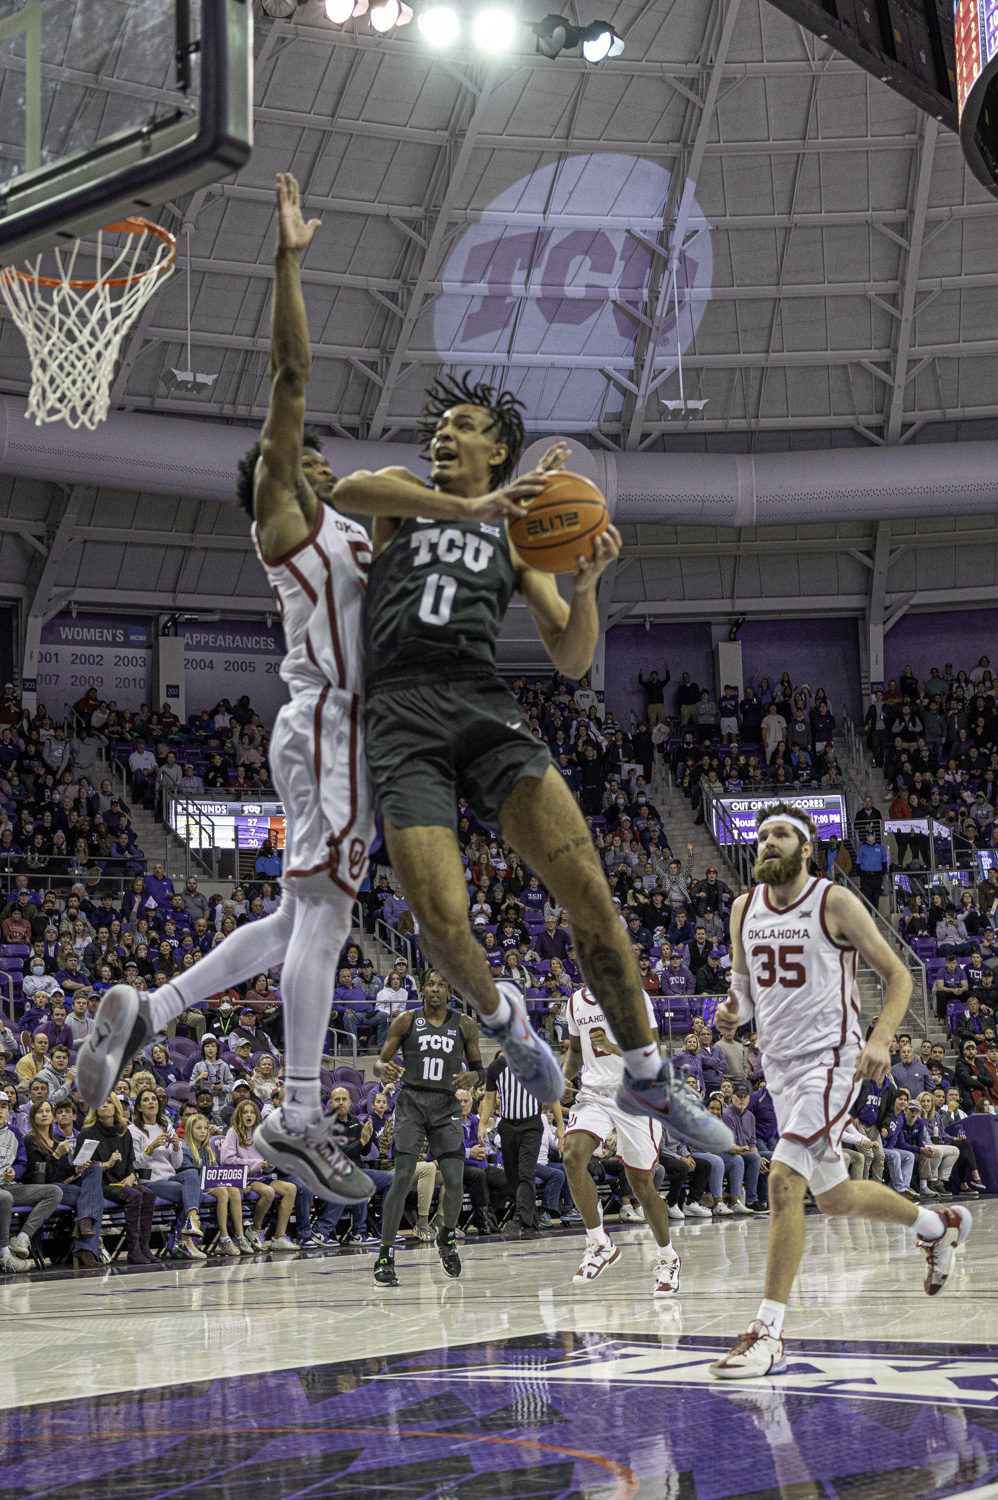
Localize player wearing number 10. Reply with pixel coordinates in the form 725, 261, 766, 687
709, 802, 974, 1381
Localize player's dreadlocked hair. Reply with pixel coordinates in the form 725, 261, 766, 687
417, 371, 525, 489
235, 426, 326, 519
754, 801, 818, 847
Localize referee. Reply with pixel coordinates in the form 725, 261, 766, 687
479, 1051, 563, 1240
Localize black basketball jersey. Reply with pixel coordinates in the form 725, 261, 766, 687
364, 515, 518, 689
400, 1006, 465, 1093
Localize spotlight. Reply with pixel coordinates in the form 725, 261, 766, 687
580, 19, 624, 62
369, 0, 412, 28
262, 0, 307, 15
418, 3, 460, 43
472, 7, 518, 51
530, 12, 581, 58
325, 0, 354, 21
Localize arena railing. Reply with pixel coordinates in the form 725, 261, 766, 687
699, 778, 932, 1042
164, 792, 223, 882
0, 971, 13, 1025
0, 866, 152, 897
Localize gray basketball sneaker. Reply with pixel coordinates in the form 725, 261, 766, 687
254, 1109, 375, 1204
616, 1057, 735, 1153
76, 984, 154, 1109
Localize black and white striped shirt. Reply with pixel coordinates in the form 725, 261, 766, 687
485, 1054, 542, 1121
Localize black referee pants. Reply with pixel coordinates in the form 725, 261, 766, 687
498, 1117, 543, 1229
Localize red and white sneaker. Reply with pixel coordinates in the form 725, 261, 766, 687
653, 1247, 681, 1298
572, 1235, 620, 1286
709, 1319, 788, 1379
917, 1204, 972, 1295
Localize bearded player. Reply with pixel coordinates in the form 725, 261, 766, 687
709, 802, 973, 1380
77, 175, 526, 1201
331, 378, 731, 1151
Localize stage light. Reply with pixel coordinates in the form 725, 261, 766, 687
530, 12, 581, 57
325, 0, 354, 21
262, 0, 307, 16
580, 20, 624, 62
369, 0, 413, 29
418, 4, 460, 43
472, 7, 518, 51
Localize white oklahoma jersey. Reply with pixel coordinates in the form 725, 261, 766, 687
741, 875, 863, 1194
566, 986, 662, 1173
253, 505, 375, 896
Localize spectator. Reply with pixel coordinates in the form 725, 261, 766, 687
0, 1092, 62, 1271
855, 829, 888, 909
675, 673, 700, 725
938, 957, 970, 1023
721, 1083, 767, 1211
891, 1041, 933, 1097
24, 1098, 103, 1266
79, 1094, 157, 1263
220, 1097, 297, 1251
182, 1110, 251, 1255
188, 1035, 234, 1103
637, 667, 669, 728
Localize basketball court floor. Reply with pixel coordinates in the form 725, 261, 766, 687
4, 1204, 997, 1499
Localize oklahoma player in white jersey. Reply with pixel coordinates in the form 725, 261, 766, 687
562, 986, 681, 1297
710, 802, 972, 1379
78, 173, 519, 1202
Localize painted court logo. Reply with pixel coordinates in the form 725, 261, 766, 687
434, 154, 712, 426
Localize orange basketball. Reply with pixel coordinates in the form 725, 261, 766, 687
508, 471, 610, 574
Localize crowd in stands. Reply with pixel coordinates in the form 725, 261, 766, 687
863, 658, 998, 870
0, 654, 994, 1274
0, 685, 278, 885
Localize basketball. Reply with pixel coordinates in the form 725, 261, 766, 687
508, 471, 610, 573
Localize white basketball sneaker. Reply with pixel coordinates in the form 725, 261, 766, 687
918, 1204, 972, 1295
572, 1235, 620, 1286
653, 1246, 681, 1297
709, 1319, 788, 1379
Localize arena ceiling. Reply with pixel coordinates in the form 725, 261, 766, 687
1, 0, 997, 655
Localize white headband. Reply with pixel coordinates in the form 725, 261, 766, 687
757, 814, 812, 842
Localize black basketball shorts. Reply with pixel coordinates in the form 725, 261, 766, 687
364, 673, 552, 831
392, 1087, 465, 1160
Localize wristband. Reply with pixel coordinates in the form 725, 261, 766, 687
728, 971, 754, 1023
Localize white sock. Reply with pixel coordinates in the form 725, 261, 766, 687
482, 989, 512, 1029
914, 1206, 945, 1240
757, 1298, 787, 1336
147, 894, 297, 1033
278, 892, 353, 1132
621, 1043, 660, 1080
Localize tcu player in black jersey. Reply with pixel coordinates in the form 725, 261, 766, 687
333, 378, 730, 1154
373, 970, 484, 1284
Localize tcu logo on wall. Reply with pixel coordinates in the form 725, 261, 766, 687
434, 154, 712, 425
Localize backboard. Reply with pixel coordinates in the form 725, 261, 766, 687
0, 0, 252, 263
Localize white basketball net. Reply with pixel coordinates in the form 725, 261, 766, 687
0, 221, 176, 430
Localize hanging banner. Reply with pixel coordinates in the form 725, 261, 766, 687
37, 613, 152, 714
181, 620, 289, 723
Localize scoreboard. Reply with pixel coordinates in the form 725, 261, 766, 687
957, 0, 998, 192
170, 798, 286, 852
710, 793, 846, 846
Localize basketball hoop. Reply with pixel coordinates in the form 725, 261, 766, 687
0, 218, 177, 431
